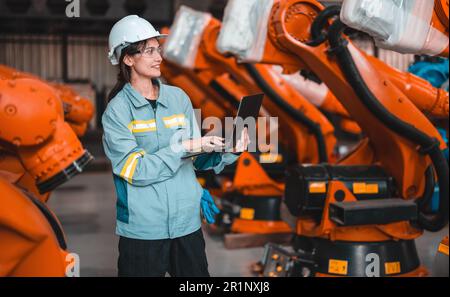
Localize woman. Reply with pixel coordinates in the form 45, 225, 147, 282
102, 15, 248, 277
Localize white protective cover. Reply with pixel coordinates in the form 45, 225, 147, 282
341, 0, 449, 56
272, 66, 329, 107
216, 0, 274, 63
163, 6, 212, 69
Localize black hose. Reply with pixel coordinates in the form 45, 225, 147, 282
244, 63, 328, 163
416, 166, 435, 211
307, 5, 341, 47
419, 147, 449, 231
328, 20, 449, 232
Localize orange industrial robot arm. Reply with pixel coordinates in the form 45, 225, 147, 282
274, 69, 362, 135
0, 177, 69, 276
0, 78, 93, 196
324, 1, 450, 118
202, 16, 339, 163
0, 65, 95, 136
165, 7, 338, 164
289, 4, 450, 120
271, 66, 351, 118
366, 56, 449, 119
218, 0, 448, 237
50, 83, 95, 136
0, 149, 51, 203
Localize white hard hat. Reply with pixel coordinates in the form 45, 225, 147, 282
108, 15, 168, 65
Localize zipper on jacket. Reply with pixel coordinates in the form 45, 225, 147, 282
151, 101, 171, 236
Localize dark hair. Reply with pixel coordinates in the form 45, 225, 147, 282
107, 40, 146, 102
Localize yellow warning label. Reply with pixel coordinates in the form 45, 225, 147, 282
385, 262, 401, 275
366, 184, 379, 193
309, 182, 327, 193
438, 243, 449, 256
353, 182, 379, 194
240, 208, 255, 220
328, 259, 348, 275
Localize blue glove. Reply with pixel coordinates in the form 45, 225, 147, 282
200, 189, 220, 224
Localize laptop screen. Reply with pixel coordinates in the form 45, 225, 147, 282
227, 93, 264, 149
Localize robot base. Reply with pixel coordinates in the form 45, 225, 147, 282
257, 236, 428, 277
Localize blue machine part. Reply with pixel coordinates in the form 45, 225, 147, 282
408, 59, 449, 90
431, 129, 449, 213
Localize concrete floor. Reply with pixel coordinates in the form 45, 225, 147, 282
48, 172, 448, 277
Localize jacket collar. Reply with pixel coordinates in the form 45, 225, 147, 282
124, 79, 168, 109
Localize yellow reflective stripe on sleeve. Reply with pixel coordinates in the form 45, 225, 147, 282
128, 119, 157, 133
120, 153, 137, 179
163, 114, 186, 128
120, 150, 145, 183
128, 150, 145, 183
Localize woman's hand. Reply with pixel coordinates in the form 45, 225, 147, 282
182, 136, 225, 153
234, 127, 250, 153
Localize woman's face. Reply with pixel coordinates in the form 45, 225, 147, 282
124, 38, 163, 79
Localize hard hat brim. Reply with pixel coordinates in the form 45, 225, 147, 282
155, 34, 168, 39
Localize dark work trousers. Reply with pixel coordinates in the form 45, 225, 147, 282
118, 228, 210, 277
